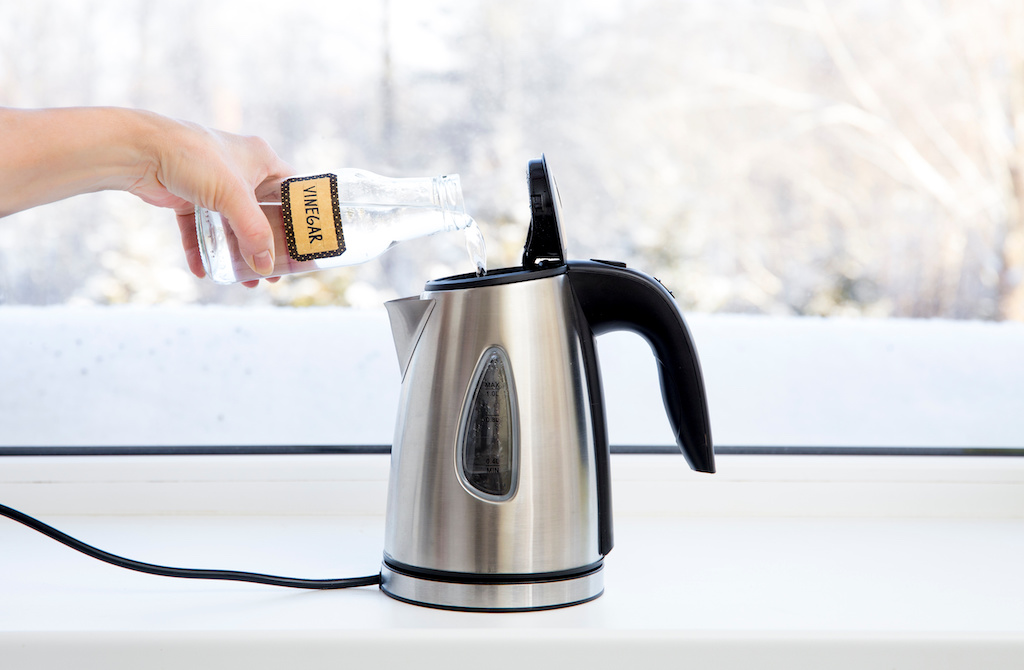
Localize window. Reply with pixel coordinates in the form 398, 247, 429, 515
1, 0, 1021, 455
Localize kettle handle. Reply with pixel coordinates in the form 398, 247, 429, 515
567, 260, 715, 474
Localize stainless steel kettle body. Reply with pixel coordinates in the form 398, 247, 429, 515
382, 269, 604, 610
379, 157, 714, 611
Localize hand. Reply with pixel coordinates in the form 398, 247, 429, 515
126, 116, 293, 287
0, 107, 293, 287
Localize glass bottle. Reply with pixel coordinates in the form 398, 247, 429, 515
195, 169, 483, 284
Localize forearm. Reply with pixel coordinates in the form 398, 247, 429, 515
0, 107, 160, 217
0, 106, 289, 282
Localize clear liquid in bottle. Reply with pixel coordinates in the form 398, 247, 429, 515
196, 170, 482, 284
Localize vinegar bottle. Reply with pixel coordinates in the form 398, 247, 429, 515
195, 170, 483, 284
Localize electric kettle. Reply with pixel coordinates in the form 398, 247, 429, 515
380, 156, 714, 611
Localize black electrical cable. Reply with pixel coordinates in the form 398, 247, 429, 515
0, 503, 381, 589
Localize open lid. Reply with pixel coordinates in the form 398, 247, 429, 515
522, 155, 567, 269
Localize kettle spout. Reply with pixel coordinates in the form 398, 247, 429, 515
385, 296, 435, 380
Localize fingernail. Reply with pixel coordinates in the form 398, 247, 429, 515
251, 250, 274, 276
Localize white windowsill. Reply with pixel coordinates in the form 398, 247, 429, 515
2, 306, 1023, 667
1, 453, 1022, 669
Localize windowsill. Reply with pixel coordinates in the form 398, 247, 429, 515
2, 307, 1023, 666
1, 453, 1022, 669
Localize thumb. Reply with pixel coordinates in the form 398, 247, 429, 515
213, 186, 276, 277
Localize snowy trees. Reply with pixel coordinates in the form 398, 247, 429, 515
1, 0, 1021, 320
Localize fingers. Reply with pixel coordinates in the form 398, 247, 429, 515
129, 114, 293, 286
216, 186, 276, 277
201, 135, 277, 278
176, 209, 206, 278
160, 125, 292, 284
241, 275, 279, 289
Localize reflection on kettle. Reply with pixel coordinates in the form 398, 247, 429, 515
381, 156, 714, 611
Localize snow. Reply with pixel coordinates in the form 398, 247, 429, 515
0, 307, 1021, 449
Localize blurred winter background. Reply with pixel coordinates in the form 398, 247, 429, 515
1, 0, 1022, 320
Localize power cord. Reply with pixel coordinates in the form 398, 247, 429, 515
0, 502, 381, 589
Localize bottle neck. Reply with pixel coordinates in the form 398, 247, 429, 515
432, 174, 469, 232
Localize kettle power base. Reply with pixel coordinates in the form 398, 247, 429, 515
379, 559, 604, 612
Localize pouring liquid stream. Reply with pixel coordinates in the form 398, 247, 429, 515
464, 218, 487, 276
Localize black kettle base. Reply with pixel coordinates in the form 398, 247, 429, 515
379, 559, 604, 612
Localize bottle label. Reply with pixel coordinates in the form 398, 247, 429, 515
281, 174, 346, 261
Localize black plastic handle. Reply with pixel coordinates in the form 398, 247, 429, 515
567, 260, 715, 474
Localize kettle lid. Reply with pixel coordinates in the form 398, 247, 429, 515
522, 154, 566, 270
